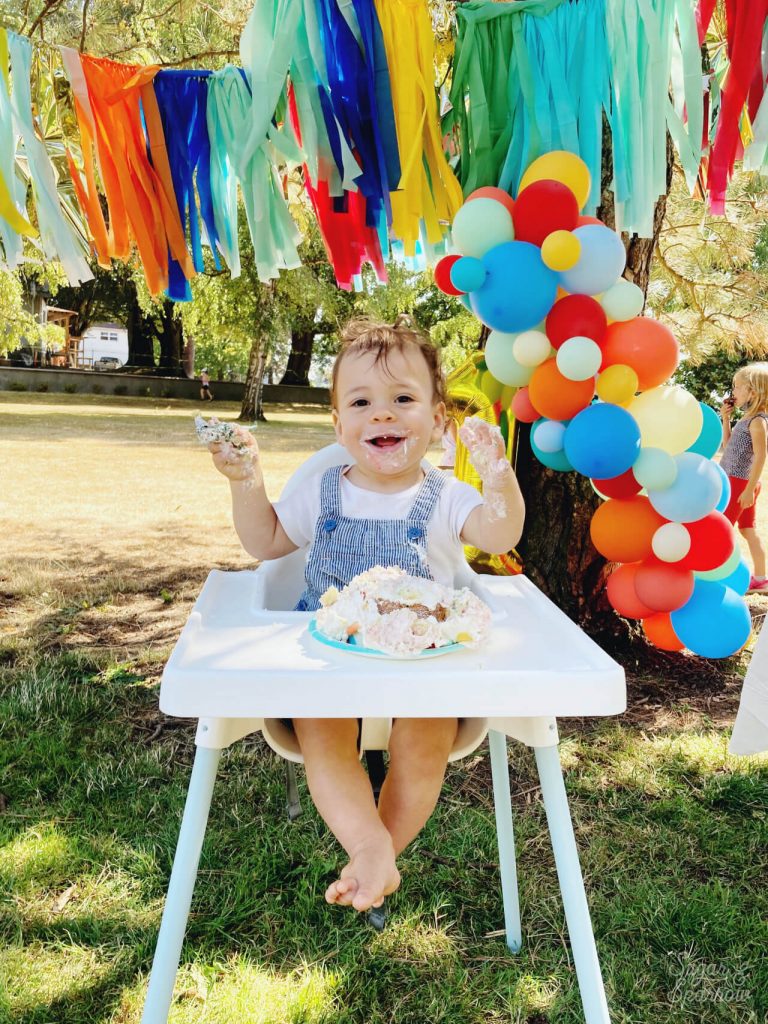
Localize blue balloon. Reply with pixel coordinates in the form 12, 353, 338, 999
564, 403, 641, 479
687, 403, 723, 458
531, 424, 574, 471
648, 452, 722, 523
713, 461, 731, 513
670, 580, 751, 658
450, 256, 487, 293
533, 418, 567, 453
558, 225, 626, 295
470, 241, 558, 333
720, 559, 751, 596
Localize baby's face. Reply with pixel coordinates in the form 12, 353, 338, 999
332, 346, 445, 483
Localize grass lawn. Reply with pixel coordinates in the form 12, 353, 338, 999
1, 392, 767, 1024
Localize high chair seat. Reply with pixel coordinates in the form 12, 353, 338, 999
141, 443, 627, 1024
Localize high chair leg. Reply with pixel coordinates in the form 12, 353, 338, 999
141, 745, 221, 1024
488, 730, 522, 953
285, 761, 303, 820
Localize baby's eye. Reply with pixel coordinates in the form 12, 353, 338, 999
395, 395, 414, 404
351, 398, 369, 408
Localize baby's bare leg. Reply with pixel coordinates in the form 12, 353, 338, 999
292, 718, 400, 912
377, 718, 458, 855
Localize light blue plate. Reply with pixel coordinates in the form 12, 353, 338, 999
308, 619, 464, 660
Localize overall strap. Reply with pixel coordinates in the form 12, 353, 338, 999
318, 465, 344, 522
407, 468, 446, 523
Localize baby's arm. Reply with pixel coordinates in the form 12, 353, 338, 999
458, 417, 525, 553
205, 423, 298, 561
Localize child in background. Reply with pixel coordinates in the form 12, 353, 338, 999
206, 316, 525, 913
720, 363, 768, 592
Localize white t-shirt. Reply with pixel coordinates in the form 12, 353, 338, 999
273, 468, 484, 587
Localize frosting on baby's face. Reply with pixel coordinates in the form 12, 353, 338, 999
332, 347, 445, 491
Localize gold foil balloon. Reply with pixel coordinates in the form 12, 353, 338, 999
445, 355, 523, 576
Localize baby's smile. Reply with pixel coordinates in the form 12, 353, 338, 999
364, 433, 407, 451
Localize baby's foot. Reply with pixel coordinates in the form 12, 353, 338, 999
325, 835, 400, 912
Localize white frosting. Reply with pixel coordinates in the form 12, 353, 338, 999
315, 566, 492, 656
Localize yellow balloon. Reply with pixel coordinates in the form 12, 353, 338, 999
596, 364, 639, 405
541, 229, 581, 271
627, 385, 704, 454
519, 150, 591, 209
479, 370, 505, 404
499, 384, 517, 410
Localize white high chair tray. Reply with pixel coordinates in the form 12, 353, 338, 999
160, 570, 626, 720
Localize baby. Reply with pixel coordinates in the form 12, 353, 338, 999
206, 316, 525, 913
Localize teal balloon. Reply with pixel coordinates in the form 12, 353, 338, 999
531, 425, 574, 471
713, 462, 731, 513
670, 580, 751, 658
696, 545, 742, 581
687, 403, 723, 458
450, 256, 487, 292
721, 559, 750, 596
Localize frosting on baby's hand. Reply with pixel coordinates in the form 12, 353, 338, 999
458, 416, 511, 488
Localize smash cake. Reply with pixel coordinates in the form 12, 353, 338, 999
314, 566, 492, 657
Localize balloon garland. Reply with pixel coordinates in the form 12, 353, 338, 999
436, 151, 752, 659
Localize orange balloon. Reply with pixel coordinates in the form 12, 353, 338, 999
606, 563, 655, 619
634, 561, 695, 613
600, 319, 679, 391
466, 186, 516, 219
528, 358, 595, 420
590, 496, 666, 562
642, 612, 685, 651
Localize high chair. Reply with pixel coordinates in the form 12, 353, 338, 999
141, 443, 626, 1024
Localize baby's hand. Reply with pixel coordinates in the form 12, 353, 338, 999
195, 416, 260, 482
458, 416, 511, 488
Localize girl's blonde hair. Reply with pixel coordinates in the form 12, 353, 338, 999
331, 315, 445, 407
735, 362, 768, 417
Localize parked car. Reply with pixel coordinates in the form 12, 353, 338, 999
93, 356, 123, 371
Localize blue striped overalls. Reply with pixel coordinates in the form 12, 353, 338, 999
295, 465, 446, 612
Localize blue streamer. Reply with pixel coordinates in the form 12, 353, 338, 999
154, 70, 222, 302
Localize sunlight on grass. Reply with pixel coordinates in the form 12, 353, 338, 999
117, 959, 341, 1024
0, 823, 81, 892
373, 915, 460, 964
0, 940, 116, 1016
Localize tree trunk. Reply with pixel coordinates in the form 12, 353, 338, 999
240, 334, 268, 422
517, 128, 674, 646
126, 291, 155, 367
279, 327, 314, 385
158, 299, 184, 374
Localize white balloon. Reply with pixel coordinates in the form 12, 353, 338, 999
451, 199, 515, 258
513, 330, 551, 368
556, 336, 602, 381
601, 280, 644, 321
627, 386, 703, 454
652, 522, 691, 562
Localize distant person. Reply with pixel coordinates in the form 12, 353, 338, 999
720, 363, 768, 592
199, 368, 213, 402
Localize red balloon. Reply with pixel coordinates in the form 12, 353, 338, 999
634, 560, 695, 613
545, 294, 608, 349
676, 512, 735, 572
642, 612, 685, 651
600, 318, 679, 391
607, 563, 656, 619
434, 255, 463, 296
467, 186, 516, 219
512, 179, 579, 246
576, 215, 603, 227
593, 467, 642, 499
511, 386, 538, 423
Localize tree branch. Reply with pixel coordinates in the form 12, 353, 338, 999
79, 0, 91, 54
29, 0, 66, 38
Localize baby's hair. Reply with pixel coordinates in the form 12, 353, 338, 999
735, 362, 768, 418
331, 315, 446, 407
